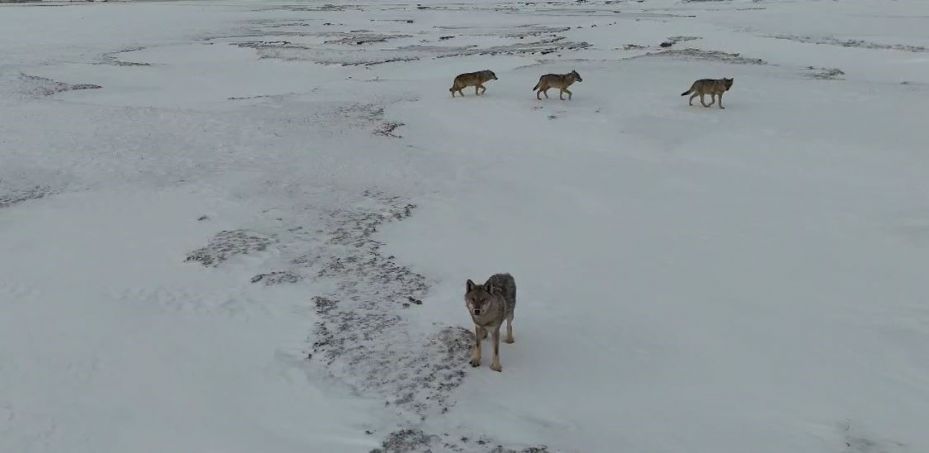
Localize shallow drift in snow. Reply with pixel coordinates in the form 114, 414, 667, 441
2, 0, 929, 452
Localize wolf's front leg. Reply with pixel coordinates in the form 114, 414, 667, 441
490, 327, 502, 372
470, 326, 483, 367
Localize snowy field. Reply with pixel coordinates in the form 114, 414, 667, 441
2, 0, 929, 452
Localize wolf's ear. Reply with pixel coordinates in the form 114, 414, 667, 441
466, 279, 476, 292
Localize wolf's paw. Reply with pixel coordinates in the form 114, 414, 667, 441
490, 362, 502, 372
504, 337, 515, 344
470, 359, 481, 367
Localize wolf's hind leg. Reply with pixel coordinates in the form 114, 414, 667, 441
505, 314, 514, 344
689, 93, 698, 106
700, 94, 711, 107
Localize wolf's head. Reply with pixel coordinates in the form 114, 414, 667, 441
570, 70, 583, 82
482, 70, 498, 81
465, 279, 499, 317
724, 77, 734, 89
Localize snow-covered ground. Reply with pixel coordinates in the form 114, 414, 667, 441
2, 1, 928, 452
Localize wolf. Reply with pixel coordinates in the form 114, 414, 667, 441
464, 273, 516, 372
449, 70, 498, 97
681, 78, 734, 109
532, 70, 583, 100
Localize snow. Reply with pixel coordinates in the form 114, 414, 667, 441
2, 1, 928, 452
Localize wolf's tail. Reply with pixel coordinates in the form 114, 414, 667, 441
532, 82, 540, 91
681, 88, 692, 96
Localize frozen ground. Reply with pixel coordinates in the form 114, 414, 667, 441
1, 0, 928, 452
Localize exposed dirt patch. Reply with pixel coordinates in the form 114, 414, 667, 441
99, 47, 151, 67
304, 191, 479, 419
250, 271, 302, 285
370, 429, 437, 453
375, 121, 405, 138
839, 421, 907, 453
660, 35, 701, 47
185, 230, 274, 267
329, 103, 408, 137
435, 37, 591, 58
18, 74, 101, 97
0, 185, 52, 209
771, 34, 928, 53
325, 32, 413, 45
806, 66, 845, 80
371, 428, 553, 453
636, 48, 766, 65
227, 92, 302, 101
264, 3, 363, 12
247, 41, 422, 66
234, 40, 295, 50
229, 19, 588, 66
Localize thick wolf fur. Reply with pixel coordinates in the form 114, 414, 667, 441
464, 273, 516, 372
532, 70, 582, 100
681, 77, 734, 109
449, 70, 498, 97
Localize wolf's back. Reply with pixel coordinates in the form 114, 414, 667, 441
486, 273, 516, 312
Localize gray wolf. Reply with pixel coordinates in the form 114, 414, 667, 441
450, 70, 498, 97
464, 273, 516, 372
681, 78, 734, 109
532, 70, 583, 100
